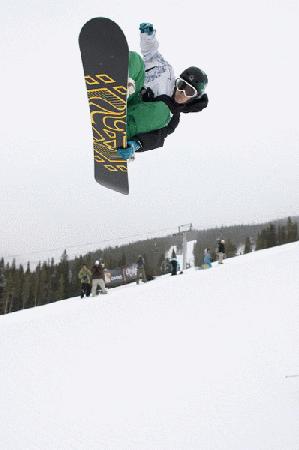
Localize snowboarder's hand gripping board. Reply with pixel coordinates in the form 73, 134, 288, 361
79, 18, 130, 195
117, 140, 141, 160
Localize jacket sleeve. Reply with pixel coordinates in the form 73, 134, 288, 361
140, 31, 160, 62
134, 113, 180, 152
140, 31, 175, 98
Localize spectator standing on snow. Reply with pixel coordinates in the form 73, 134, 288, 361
170, 256, 178, 276
78, 264, 92, 298
91, 260, 108, 295
136, 255, 147, 285
217, 240, 226, 264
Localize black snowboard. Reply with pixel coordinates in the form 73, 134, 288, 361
79, 18, 129, 195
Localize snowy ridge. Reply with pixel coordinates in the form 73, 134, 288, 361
1, 242, 299, 450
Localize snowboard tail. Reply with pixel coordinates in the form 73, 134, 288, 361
79, 18, 129, 194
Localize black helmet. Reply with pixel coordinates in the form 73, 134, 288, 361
180, 66, 208, 96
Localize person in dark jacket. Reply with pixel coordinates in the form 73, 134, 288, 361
91, 260, 108, 295
217, 240, 226, 264
136, 255, 147, 285
117, 23, 208, 160
78, 264, 92, 298
170, 257, 178, 276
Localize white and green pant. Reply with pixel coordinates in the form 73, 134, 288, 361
218, 253, 224, 264
92, 278, 107, 295
136, 268, 147, 284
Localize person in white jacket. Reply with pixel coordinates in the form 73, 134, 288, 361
139, 24, 175, 98
119, 22, 209, 159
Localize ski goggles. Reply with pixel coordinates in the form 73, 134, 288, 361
175, 78, 198, 98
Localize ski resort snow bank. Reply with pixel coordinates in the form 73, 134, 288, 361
1, 242, 299, 450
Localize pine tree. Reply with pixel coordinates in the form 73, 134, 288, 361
256, 224, 277, 250
39, 262, 50, 305
57, 273, 66, 300
287, 217, 298, 243
22, 261, 34, 309
15, 264, 25, 311
277, 225, 287, 245
0, 261, 6, 315
225, 240, 237, 258
267, 224, 277, 247
119, 252, 127, 267
244, 237, 251, 254
158, 253, 166, 274
57, 250, 70, 300
256, 229, 265, 250
49, 266, 59, 303
34, 262, 42, 306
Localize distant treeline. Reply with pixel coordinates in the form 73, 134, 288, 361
193, 216, 298, 266
0, 216, 298, 315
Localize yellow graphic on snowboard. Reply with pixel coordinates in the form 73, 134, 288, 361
85, 73, 127, 173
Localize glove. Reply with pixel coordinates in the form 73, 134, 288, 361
139, 23, 154, 35
117, 140, 141, 159
199, 93, 208, 105
141, 87, 155, 102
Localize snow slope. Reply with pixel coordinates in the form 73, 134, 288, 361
1, 242, 299, 450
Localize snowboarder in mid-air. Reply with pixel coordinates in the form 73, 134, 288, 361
79, 18, 208, 194
117, 22, 209, 160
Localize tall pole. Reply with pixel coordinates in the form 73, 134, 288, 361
182, 231, 187, 270
178, 223, 192, 271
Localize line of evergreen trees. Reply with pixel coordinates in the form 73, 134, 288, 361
255, 217, 298, 250
0, 237, 178, 315
0, 252, 77, 315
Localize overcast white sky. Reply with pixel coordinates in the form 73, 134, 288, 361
1, 0, 298, 265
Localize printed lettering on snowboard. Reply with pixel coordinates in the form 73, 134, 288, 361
85, 73, 127, 173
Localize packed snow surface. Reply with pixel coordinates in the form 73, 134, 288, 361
1, 242, 299, 450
